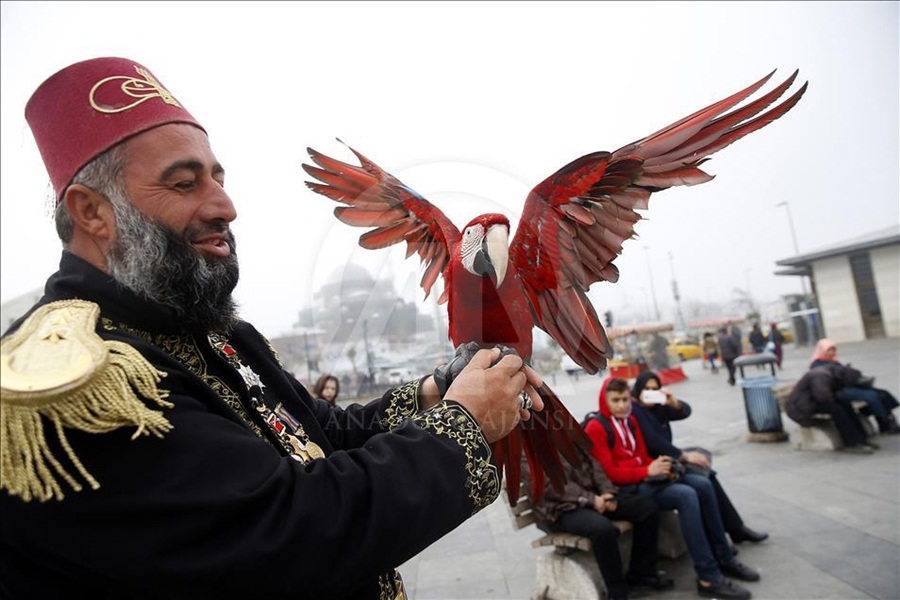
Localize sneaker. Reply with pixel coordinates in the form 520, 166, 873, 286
720, 559, 760, 582
697, 578, 752, 599
729, 526, 769, 544
627, 570, 674, 590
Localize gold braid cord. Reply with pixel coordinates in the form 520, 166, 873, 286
1, 300, 172, 502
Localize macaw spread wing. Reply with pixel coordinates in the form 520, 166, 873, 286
510, 69, 807, 373
303, 143, 460, 300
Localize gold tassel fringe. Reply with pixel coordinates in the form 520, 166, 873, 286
1, 301, 172, 502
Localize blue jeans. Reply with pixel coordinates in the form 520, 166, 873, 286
638, 473, 734, 583
840, 386, 886, 417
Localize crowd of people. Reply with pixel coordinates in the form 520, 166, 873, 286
579, 376, 762, 600
530, 336, 898, 599
703, 322, 786, 385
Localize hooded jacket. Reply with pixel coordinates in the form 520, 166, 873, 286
584, 377, 655, 486
631, 371, 692, 448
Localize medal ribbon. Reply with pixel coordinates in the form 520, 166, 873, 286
207, 332, 324, 463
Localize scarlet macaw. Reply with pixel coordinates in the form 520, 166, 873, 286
302, 70, 807, 504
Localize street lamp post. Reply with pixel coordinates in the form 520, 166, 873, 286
362, 319, 375, 393
744, 267, 755, 313
776, 201, 809, 295
668, 251, 686, 331
644, 246, 662, 322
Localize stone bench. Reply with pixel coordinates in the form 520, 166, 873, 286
774, 383, 876, 450
504, 484, 685, 600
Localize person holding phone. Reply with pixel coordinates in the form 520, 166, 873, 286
631, 371, 769, 545
587, 377, 760, 600
526, 444, 674, 600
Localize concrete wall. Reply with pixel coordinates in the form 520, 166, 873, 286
814, 255, 865, 343
871, 244, 900, 337
812, 243, 900, 343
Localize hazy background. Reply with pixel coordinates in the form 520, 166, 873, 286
2, 1, 898, 338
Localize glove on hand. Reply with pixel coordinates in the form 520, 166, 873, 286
433, 342, 520, 397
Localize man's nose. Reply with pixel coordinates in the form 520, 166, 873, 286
201, 181, 237, 223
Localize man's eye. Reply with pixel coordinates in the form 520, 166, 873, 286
174, 181, 196, 191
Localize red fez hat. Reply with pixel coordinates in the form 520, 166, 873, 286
25, 57, 205, 200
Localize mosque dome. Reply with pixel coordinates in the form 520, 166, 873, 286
326, 263, 374, 287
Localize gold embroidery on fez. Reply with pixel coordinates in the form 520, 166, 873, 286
90, 66, 182, 114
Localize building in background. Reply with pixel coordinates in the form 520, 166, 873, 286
1, 288, 43, 333
775, 225, 899, 344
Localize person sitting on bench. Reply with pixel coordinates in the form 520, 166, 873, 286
525, 447, 674, 600
809, 339, 900, 434
586, 377, 759, 600
629, 371, 769, 546
786, 362, 881, 453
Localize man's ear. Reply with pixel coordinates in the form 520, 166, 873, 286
63, 184, 116, 241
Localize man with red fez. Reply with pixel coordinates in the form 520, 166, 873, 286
0, 57, 542, 599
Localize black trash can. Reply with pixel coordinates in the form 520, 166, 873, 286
734, 356, 788, 442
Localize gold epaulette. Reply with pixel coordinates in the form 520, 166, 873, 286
1, 299, 173, 502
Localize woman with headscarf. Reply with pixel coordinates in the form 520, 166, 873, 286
630, 371, 768, 545
787, 362, 879, 453
809, 339, 899, 434
585, 377, 759, 600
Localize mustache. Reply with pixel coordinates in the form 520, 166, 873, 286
179, 223, 237, 261
185, 221, 233, 243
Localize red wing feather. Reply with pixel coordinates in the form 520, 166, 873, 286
303, 143, 461, 298
502, 383, 593, 506
510, 70, 807, 373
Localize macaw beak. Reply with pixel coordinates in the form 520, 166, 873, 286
484, 224, 509, 288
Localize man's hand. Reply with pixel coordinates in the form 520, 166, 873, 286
593, 492, 617, 514
443, 348, 544, 443
647, 455, 673, 477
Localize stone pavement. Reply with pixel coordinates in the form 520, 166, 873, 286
399, 337, 900, 600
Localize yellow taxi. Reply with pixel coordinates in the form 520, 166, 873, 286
777, 323, 794, 344
667, 337, 703, 361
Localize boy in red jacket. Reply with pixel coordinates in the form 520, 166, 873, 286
585, 377, 759, 600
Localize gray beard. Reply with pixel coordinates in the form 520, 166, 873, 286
106, 200, 240, 331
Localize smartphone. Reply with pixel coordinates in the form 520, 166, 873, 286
641, 389, 667, 404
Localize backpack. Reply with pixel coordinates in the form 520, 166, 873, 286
581, 411, 636, 450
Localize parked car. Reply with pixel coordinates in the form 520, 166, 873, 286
560, 353, 585, 376
667, 337, 703, 361
387, 368, 415, 385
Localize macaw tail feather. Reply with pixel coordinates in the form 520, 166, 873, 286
497, 382, 593, 506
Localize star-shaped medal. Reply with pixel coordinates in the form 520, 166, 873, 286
237, 363, 265, 392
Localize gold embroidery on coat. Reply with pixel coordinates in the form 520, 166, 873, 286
380, 380, 421, 430
100, 320, 263, 438
409, 402, 499, 514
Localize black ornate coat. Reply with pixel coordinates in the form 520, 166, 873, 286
0, 252, 499, 599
